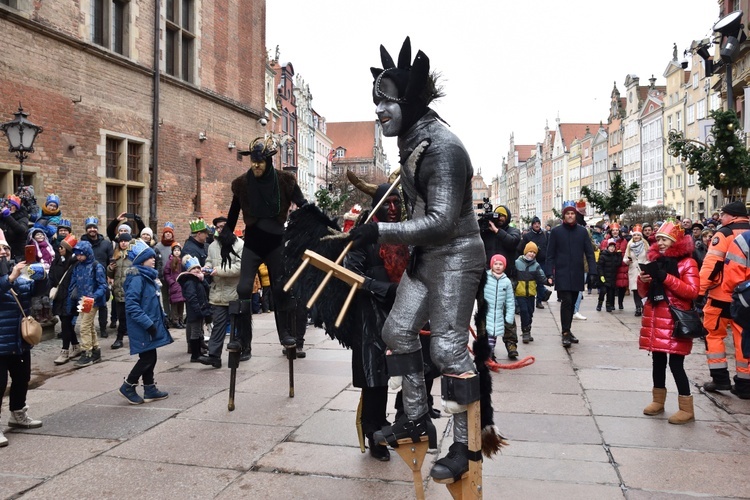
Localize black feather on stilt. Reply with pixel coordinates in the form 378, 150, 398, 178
473, 270, 508, 457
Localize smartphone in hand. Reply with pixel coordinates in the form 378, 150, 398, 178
24, 245, 37, 263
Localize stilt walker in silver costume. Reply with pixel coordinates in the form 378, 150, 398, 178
348, 37, 486, 481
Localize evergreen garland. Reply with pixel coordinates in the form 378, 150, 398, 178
667, 109, 750, 200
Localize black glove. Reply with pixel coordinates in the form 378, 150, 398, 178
218, 230, 239, 269
147, 325, 157, 337
204, 315, 213, 325
653, 269, 668, 282
133, 214, 142, 222
349, 223, 379, 249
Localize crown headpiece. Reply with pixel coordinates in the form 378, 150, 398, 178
189, 218, 207, 233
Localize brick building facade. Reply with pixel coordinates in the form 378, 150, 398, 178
0, 0, 267, 241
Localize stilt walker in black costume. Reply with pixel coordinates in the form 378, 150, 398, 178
217, 137, 307, 357
345, 37, 504, 483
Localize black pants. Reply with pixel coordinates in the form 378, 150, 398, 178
617, 287, 626, 307
558, 290, 578, 334
115, 301, 127, 339
598, 285, 615, 308
60, 314, 78, 349
652, 352, 690, 396
361, 385, 389, 436
126, 349, 157, 386
0, 350, 31, 411
98, 303, 108, 332
238, 241, 291, 345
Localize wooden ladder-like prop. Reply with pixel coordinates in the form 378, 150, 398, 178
283, 177, 401, 327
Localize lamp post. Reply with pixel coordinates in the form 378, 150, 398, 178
713, 10, 745, 112
607, 161, 621, 185
0, 105, 43, 189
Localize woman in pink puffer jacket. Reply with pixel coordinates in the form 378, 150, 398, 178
637, 220, 699, 425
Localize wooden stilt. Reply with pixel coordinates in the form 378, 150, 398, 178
391, 437, 430, 500
439, 400, 482, 499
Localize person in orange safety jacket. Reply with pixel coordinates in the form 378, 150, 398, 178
720, 223, 750, 399
700, 201, 750, 396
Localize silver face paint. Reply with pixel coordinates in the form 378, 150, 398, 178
374, 78, 403, 137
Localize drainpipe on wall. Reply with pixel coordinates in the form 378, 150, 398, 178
150, 0, 161, 227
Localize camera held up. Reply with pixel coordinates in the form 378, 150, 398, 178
477, 197, 498, 233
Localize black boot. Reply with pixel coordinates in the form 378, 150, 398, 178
731, 375, 750, 399
189, 339, 202, 361
596, 301, 602, 312
430, 442, 471, 482
111, 336, 124, 349
703, 368, 732, 392
373, 412, 437, 449
635, 307, 642, 317
366, 433, 390, 461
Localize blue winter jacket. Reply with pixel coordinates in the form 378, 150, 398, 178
0, 274, 35, 356
124, 265, 173, 355
484, 270, 515, 337
66, 241, 108, 314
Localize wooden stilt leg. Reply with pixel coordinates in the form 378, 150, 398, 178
444, 400, 483, 499
392, 437, 430, 500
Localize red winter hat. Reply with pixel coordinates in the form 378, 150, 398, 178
490, 254, 507, 269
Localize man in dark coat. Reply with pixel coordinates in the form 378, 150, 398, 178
518, 216, 549, 308
547, 201, 597, 347
482, 205, 521, 275
79, 217, 113, 338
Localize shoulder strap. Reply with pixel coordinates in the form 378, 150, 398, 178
10, 288, 27, 317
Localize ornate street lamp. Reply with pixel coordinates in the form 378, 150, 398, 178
0, 105, 43, 188
607, 161, 621, 185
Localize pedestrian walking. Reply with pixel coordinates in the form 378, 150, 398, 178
118, 240, 173, 405
547, 201, 597, 347
514, 242, 549, 345
483, 254, 515, 360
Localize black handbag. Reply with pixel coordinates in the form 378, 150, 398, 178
666, 295, 705, 339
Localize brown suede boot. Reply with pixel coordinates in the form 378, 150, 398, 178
667, 395, 695, 425
643, 387, 667, 415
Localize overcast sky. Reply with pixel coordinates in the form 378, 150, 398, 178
267, 1, 720, 181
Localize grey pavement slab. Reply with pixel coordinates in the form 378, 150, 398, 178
11, 388, 103, 418
107, 418, 293, 470
0, 475, 43, 500
494, 440, 611, 462
217, 470, 417, 499
84, 383, 224, 411
20, 455, 241, 499
485, 453, 621, 485
493, 372, 583, 394
0, 433, 116, 477
15, 403, 178, 439
324, 388, 362, 411
257, 441, 438, 483
493, 391, 590, 415
178, 389, 330, 427
496, 412, 603, 445
597, 415, 750, 453
587, 388, 738, 423
481, 476, 625, 500
577, 367, 655, 391
236, 369, 351, 399
613, 446, 749, 498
